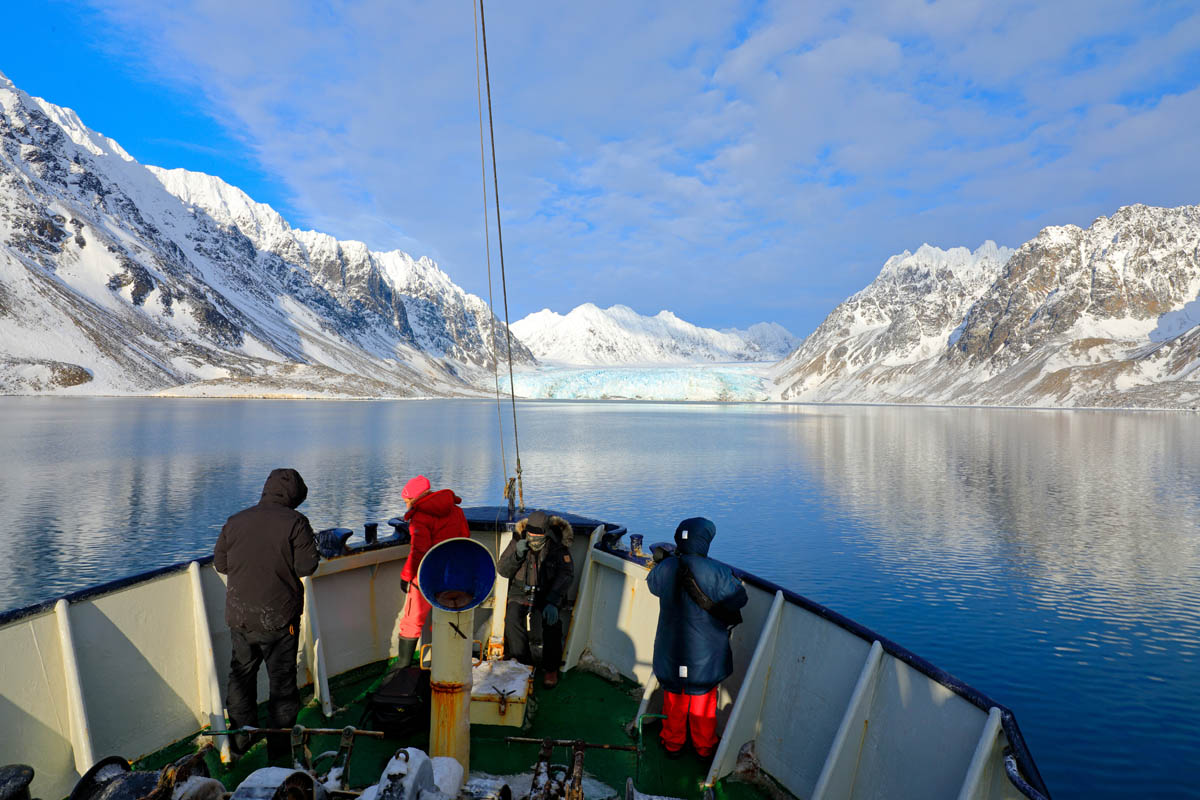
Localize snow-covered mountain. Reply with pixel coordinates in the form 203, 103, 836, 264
773, 242, 1013, 395
8, 69, 1198, 408
511, 303, 798, 366
776, 207, 1200, 408
0, 70, 531, 397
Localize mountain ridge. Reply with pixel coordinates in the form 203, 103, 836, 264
0, 69, 530, 397
775, 207, 1200, 408
4, 69, 1199, 407
511, 302, 798, 366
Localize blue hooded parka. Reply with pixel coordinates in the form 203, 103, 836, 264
647, 517, 748, 694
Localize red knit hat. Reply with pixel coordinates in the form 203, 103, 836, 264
402, 475, 431, 500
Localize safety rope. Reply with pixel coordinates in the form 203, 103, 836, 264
472, 0, 509, 487
476, 0, 525, 512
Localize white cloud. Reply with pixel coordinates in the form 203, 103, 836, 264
82, 0, 1200, 336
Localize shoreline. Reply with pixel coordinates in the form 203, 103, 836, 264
1, 390, 1196, 413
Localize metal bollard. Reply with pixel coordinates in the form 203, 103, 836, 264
316, 527, 354, 558
0, 765, 34, 800
387, 517, 411, 545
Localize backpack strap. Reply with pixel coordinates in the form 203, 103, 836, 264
677, 559, 742, 628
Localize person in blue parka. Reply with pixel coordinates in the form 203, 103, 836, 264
647, 517, 747, 759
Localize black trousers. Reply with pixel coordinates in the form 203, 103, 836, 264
226, 624, 300, 759
505, 600, 564, 671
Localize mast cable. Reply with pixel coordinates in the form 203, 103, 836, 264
478, 0, 525, 511
472, 0, 509, 487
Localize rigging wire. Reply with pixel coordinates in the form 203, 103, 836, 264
472, 0, 509, 488
477, 0, 525, 512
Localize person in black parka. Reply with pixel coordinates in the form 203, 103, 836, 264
497, 510, 574, 688
647, 517, 747, 759
214, 468, 319, 760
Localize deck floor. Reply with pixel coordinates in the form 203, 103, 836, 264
136, 661, 774, 800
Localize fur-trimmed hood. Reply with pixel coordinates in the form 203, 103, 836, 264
515, 513, 574, 547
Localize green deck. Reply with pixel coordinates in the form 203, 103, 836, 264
135, 661, 774, 800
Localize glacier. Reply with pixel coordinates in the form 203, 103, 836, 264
503, 303, 792, 400
502, 363, 774, 401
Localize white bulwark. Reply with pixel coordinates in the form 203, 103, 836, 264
0, 511, 1044, 800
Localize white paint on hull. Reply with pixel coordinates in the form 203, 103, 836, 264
0, 526, 1037, 800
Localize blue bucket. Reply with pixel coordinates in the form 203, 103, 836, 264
417, 537, 497, 612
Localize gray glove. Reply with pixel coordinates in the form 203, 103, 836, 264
651, 545, 669, 563
515, 539, 529, 558
542, 604, 559, 626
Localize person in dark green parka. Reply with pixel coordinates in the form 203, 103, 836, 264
497, 510, 574, 688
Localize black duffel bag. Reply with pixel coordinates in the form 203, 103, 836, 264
362, 666, 431, 739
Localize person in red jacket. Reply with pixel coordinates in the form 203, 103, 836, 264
395, 475, 470, 667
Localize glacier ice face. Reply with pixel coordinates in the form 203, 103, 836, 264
503, 364, 774, 401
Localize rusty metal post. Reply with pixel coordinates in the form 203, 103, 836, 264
418, 536, 498, 777
566, 744, 586, 800
429, 607, 474, 772
530, 740, 555, 800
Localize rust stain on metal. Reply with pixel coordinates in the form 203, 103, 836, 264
430, 679, 468, 757
433, 709, 460, 739
567, 745, 586, 800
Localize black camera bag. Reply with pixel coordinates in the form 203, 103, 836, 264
363, 666, 431, 739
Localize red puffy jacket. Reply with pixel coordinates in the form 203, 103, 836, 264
401, 489, 470, 581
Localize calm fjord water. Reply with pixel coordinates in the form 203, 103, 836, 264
1, 397, 1197, 797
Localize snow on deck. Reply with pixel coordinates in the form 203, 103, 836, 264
471, 659, 533, 699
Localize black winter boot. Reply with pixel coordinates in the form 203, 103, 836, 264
395, 636, 420, 669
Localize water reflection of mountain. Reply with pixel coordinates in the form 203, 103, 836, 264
0, 398, 508, 610
781, 404, 1200, 608
771, 405, 1200, 794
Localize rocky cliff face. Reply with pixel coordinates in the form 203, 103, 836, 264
150, 167, 533, 372
0, 71, 530, 397
776, 207, 1200, 408
775, 242, 1013, 399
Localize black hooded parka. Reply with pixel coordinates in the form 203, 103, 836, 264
214, 468, 320, 632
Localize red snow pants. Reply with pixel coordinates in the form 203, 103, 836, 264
397, 579, 432, 639
660, 687, 719, 757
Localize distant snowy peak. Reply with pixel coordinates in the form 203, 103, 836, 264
776, 207, 1200, 407
785, 241, 1012, 359
511, 303, 798, 366
726, 321, 799, 358
877, 240, 1012, 281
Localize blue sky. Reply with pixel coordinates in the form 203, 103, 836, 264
8, 1, 1200, 336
